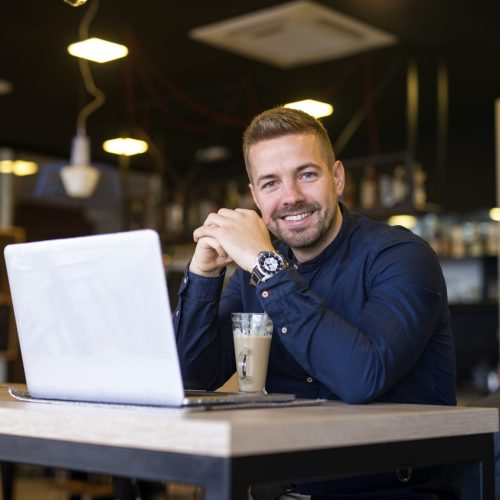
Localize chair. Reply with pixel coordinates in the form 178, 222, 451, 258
0, 226, 25, 500
468, 391, 500, 499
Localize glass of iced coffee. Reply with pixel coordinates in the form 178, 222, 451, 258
231, 312, 273, 393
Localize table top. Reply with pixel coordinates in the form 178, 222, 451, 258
0, 386, 497, 457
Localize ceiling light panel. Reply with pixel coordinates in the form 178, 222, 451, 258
103, 138, 148, 156
190, 0, 397, 68
285, 99, 333, 118
68, 37, 128, 63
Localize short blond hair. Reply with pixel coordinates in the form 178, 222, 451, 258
243, 106, 335, 181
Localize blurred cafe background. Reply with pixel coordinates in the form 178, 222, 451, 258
1, 0, 500, 404
1, 1, 500, 496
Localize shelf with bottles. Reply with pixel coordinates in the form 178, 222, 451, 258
409, 210, 499, 260
341, 151, 432, 217
399, 210, 499, 305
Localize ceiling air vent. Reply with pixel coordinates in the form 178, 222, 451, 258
189, 1, 397, 68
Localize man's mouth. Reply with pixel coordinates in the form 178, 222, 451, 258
283, 212, 313, 221
272, 203, 320, 225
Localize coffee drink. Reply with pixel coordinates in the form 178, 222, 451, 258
231, 312, 273, 393
233, 334, 272, 392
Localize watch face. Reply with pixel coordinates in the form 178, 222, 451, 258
251, 251, 288, 286
259, 252, 284, 273
263, 256, 279, 272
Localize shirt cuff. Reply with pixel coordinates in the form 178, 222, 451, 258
255, 267, 306, 306
179, 264, 226, 300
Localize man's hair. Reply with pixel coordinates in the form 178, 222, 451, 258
242, 106, 335, 181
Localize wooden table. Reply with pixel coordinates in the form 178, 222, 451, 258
0, 386, 497, 499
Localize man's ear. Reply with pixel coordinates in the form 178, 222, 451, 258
249, 182, 260, 210
333, 160, 345, 196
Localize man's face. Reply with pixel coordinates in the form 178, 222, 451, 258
248, 133, 345, 257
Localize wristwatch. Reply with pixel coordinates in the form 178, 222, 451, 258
250, 251, 289, 286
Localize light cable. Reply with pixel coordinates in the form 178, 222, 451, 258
75, 0, 106, 134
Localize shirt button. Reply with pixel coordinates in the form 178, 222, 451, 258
183, 277, 188, 284
261, 290, 269, 298
175, 310, 180, 316
306, 377, 313, 383
281, 327, 288, 334
293, 264, 299, 270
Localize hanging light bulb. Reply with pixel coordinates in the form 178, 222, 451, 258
60, 0, 105, 198
60, 134, 100, 197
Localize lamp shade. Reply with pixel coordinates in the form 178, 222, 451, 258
60, 134, 101, 198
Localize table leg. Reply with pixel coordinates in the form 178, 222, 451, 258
456, 458, 495, 500
204, 484, 249, 500
0, 461, 14, 500
112, 476, 136, 500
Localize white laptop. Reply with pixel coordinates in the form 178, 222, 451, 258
4, 229, 297, 408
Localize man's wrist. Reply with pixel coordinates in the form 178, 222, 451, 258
250, 250, 289, 286
188, 262, 224, 278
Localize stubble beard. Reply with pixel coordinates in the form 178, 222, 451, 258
268, 201, 337, 250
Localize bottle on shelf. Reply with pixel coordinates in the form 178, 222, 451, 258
486, 221, 499, 256
413, 162, 427, 209
164, 192, 185, 234
450, 224, 466, 259
465, 221, 483, 257
359, 164, 378, 210
392, 165, 408, 206
378, 173, 394, 207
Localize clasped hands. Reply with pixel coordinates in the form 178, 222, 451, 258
189, 208, 275, 277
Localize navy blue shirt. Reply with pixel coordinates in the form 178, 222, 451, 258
174, 204, 457, 497
175, 204, 456, 406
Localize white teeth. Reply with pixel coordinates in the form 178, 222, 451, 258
284, 212, 311, 221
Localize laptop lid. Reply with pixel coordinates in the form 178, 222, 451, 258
4, 230, 187, 406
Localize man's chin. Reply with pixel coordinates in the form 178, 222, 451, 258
275, 229, 318, 249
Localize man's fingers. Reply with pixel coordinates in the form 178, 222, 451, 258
234, 208, 255, 215
221, 208, 259, 219
217, 208, 239, 218
202, 209, 263, 230
197, 236, 228, 259
203, 213, 223, 226
193, 224, 219, 242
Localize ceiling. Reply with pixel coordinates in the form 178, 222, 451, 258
1, 0, 499, 211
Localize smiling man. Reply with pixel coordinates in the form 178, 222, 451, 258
174, 107, 456, 499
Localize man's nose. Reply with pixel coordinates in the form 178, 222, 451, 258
281, 181, 304, 205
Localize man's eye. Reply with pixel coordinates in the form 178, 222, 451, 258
261, 180, 276, 190
301, 171, 317, 181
